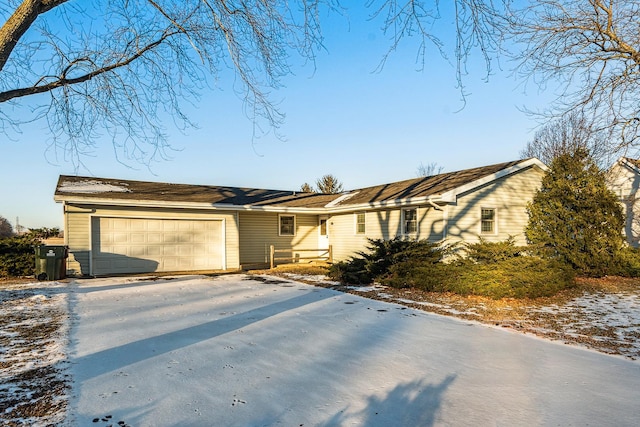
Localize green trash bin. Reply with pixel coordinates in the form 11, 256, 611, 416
35, 245, 68, 281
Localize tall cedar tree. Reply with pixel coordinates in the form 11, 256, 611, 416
525, 148, 624, 276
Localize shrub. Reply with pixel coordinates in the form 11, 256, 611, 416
611, 246, 640, 277
327, 238, 448, 284
463, 236, 523, 263
0, 234, 40, 277
384, 256, 575, 299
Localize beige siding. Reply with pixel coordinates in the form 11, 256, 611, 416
445, 166, 545, 245
329, 207, 447, 262
607, 163, 640, 246
238, 212, 320, 266
64, 203, 240, 276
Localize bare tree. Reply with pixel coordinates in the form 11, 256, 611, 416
315, 174, 343, 194
416, 161, 444, 177
508, 0, 640, 151
0, 216, 13, 238
520, 112, 613, 168
0, 1, 336, 168
0, 1, 508, 168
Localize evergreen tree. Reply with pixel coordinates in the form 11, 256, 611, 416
0, 216, 13, 238
525, 148, 625, 276
315, 174, 343, 194
300, 182, 315, 193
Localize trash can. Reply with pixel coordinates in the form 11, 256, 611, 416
35, 245, 68, 281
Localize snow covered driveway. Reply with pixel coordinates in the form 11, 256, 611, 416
67, 274, 640, 426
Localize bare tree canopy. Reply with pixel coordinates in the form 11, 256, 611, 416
508, 0, 640, 150
520, 112, 612, 168
416, 161, 444, 177
2, 1, 640, 167
0, 1, 507, 167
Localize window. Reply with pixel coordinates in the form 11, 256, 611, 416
481, 208, 496, 234
356, 213, 366, 234
319, 218, 328, 236
279, 215, 295, 236
403, 208, 417, 234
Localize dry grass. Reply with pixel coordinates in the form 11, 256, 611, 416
0, 280, 69, 426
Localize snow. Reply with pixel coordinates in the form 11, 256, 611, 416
63, 274, 640, 426
58, 180, 131, 194
0, 281, 70, 426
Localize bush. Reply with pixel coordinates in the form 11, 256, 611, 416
327, 238, 448, 284
384, 256, 575, 299
463, 236, 524, 263
0, 234, 40, 277
611, 246, 640, 277
330, 237, 576, 298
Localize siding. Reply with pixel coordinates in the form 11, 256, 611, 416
238, 212, 320, 266
607, 163, 640, 246
329, 207, 447, 262
64, 204, 240, 276
446, 166, 545, 245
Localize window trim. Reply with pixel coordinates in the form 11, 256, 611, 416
278, 214, 296, 236
480, 207, 497, 235
402, 208, 418, 235
355, 212, 366, 235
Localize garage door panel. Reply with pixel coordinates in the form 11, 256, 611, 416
92, 217, 224, 275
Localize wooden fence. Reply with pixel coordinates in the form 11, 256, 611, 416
269, 245, 333, 269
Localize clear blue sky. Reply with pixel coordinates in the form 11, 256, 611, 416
0, 5, 553, 230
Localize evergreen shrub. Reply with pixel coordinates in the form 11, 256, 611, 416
0, 234, 40, 277
327, 237, 448, 284
330, 237, 575, 298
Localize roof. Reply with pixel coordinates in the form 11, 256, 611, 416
330, 159, 531, 206
619, 157, 640, 172
54, 158, 546, 211
54, 176, 338, 208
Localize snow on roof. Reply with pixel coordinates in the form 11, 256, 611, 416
57, 180, 131, 194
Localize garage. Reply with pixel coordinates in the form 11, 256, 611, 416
91, 217, 225, 276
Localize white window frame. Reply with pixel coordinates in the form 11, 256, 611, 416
279, 214, 296, 236
480, 207, 497, 235
355, 212, 366, 235
402, 208, 418, 235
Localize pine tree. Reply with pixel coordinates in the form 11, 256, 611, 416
525, 148, 625, 276
315, 174, 343, 194
0, 216, 13, 238
300, 182, 315, 193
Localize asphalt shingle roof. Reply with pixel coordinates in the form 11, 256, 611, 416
55, 159, 531, 209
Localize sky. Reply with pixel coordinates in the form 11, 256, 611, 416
0, 4, 556, 230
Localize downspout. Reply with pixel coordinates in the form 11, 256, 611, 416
427, 199, 442, 211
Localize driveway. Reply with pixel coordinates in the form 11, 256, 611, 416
68, 274, 640, 426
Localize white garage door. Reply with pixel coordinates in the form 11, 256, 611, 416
91, 217, 224, 276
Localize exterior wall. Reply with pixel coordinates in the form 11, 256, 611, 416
607, 162, 640, 246
64, 203, 240, 276
238, 211, 320, 267
328, 207, 446, 262
445, 166, 545, 246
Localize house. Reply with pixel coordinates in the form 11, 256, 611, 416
607, 157, 640, 247
53, 158, 548, 276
